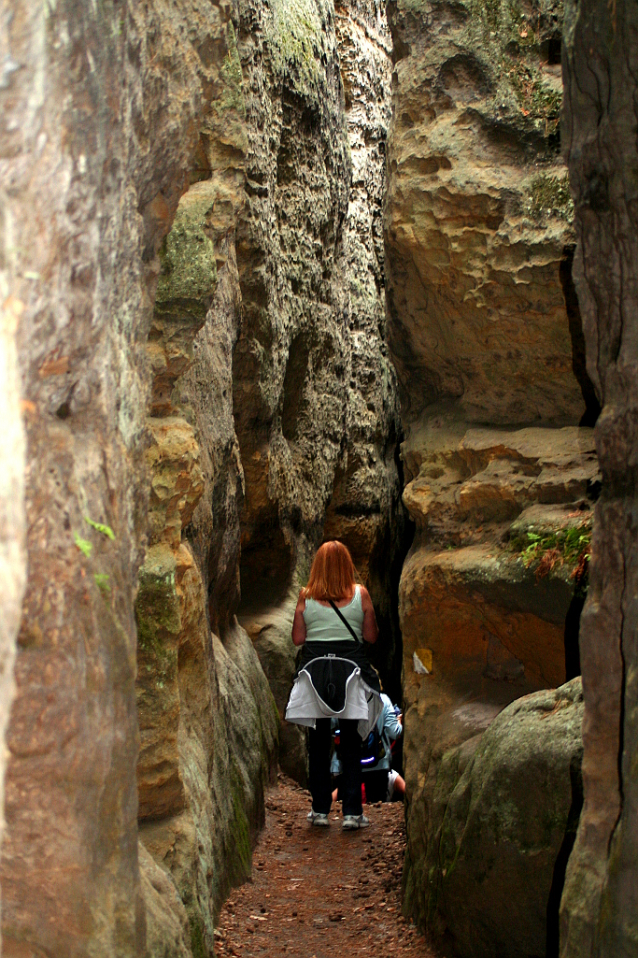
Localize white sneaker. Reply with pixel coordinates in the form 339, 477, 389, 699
342, 814, 370, 830
307, 809, 330, 827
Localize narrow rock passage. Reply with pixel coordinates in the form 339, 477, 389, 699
215, 775, 435, 958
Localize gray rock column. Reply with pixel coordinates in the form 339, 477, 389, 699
560, 2, 638, 954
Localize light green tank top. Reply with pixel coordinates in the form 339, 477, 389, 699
303, 586, 364, 643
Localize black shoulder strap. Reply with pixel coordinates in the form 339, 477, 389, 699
328, 597, 361, 644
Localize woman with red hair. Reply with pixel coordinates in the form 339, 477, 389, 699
285, 541, 381, 830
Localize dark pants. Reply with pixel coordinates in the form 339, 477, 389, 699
308, 718, 362, 817
362, 769, 390, 803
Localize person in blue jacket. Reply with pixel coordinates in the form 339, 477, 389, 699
332, 692, 406, 803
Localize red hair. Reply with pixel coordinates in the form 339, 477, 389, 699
302, 541, 357, 601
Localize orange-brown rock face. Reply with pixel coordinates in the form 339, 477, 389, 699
399, 422, 598, 952
384, 0, 601, 950
384, 0, 590, 427
400, 421, 597, 823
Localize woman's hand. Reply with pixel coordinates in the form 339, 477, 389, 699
361, 587, 379, 644
292, 594, 307, 646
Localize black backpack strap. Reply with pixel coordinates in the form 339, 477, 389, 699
328, 598, 361, 644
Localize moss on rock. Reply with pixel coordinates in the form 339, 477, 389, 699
136, 545, 181, 657
418, 679, 584, 958
266, 0, 329, 104
155, 192, 218, 324
219, 23, 246, 117
523, 172, 574, 222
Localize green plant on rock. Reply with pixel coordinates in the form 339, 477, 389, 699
227, 763, 253, 885
135, 559, 181, 668
510, 524, 592, 580
188, 914, 208, 958
506, 61, 561, 130
93, 573, 111, 596
524, 173, 574, 223
84, 516, 115, 539
74, 533, 92, 558
155, 200, 218, 322
467, 0, 563, 147
267, 0, 325, 103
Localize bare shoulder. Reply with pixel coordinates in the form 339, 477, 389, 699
295, 592, 307, 612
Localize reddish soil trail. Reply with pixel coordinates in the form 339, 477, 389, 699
215, 775, 436, 958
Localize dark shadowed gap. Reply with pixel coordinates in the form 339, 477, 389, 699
390, 434, 415, 710
358, 428, 414, 707
564, 588, 584, 681
563, 553, 590, 683
238, 520, 294, 616
546, 755, 584, 957
560, 245, 601, 427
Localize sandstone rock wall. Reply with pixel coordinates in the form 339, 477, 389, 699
0, 70, 27, 871
0, 0, 404, 953
135, 173, 279, 954
235, 0, 405, 757
560, 2, 638, 954
0, 0, 231, 950
385, 0, 586, 427
0, 0, 277, 953
383, 0, 600, 949
406, 678, 584, 958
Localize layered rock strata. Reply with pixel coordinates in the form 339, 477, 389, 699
383, 0, 600, 948
559, 2, 638, 954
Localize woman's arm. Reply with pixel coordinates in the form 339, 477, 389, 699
292, 594, 307, 646
360, 587, 379, 644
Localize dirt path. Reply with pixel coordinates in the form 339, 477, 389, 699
215, 774, 436, 958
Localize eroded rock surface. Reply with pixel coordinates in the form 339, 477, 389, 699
383, 0, 600, 948
235, 0, 404, 734
559, 2, 638, 955
136, 168, 278, 952
385, 0, 587, 427
399, 419, 597, 946
1, 0, 235, 951
405, 679, 584, 958
0, 0, 404, 953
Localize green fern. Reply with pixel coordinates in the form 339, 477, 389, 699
85, 516, 115, 540
74, 534, 93, 558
